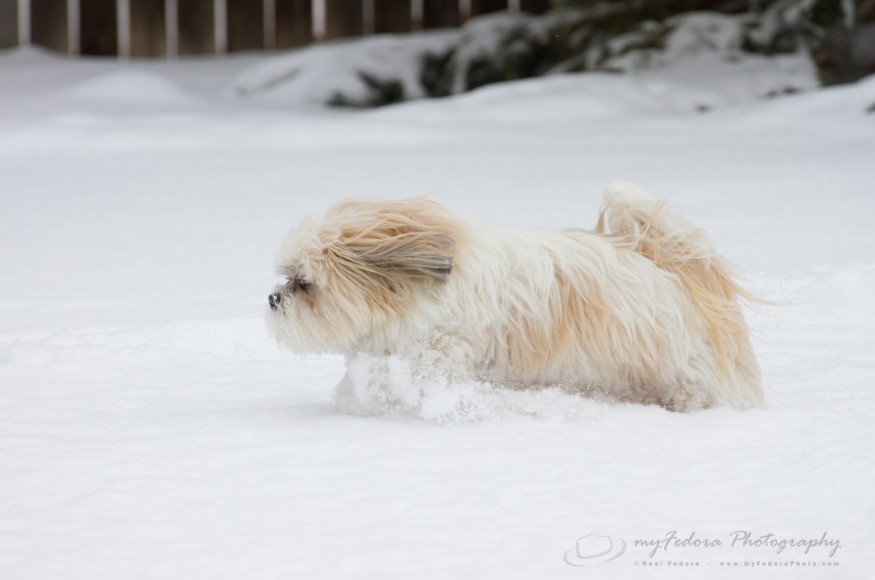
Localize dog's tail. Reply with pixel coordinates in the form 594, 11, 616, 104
595, 182, 760, 380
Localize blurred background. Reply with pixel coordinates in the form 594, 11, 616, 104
1, 1, 872, 89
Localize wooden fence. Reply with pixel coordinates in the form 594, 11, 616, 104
0, 0, 552, 57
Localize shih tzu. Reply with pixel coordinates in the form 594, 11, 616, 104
266, 183, 764, 411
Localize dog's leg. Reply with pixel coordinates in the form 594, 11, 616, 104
404, 331, 477, 381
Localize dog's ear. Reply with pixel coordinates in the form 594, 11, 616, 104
349, 230, 454, 281
326, 197, 457, 284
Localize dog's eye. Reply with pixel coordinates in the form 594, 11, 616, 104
289, 275, 311, 293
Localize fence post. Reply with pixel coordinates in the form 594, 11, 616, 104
411, 0, 422, 30
374, 0, 410, 33
312, 0, 325, 40
165, 0, 177, 56
117, 0, 129, 57
0, 0, 18, 48
471, 0, 506, 17
214, 0, 226, 52
130, 0, 164, 57
80, 0, 117, 55
423, 0, 458, 28
227, 0, 262, 51
264, 0, 275, 48
363, 0, 374, 34
67, 0, 78, 54
276, 0, 311, 48
459, 0, 469, 23
18, 0, 30, 44
30, 0, 66, 52
177, 0, 214, 54
22, 0, 554, 59
324, 0, 362, 39
275, 0, 313, 48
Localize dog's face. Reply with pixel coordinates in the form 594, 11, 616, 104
265, 197, 457, 354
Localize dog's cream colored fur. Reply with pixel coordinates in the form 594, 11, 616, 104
266, 182, 764, 411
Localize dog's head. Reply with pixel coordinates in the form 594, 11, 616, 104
265, 196, 457, 354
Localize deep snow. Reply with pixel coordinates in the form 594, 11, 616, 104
1, 42, 874, 579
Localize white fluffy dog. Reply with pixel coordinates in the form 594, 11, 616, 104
266, 183, 764, 411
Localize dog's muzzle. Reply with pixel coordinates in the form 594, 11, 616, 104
268, 292, 282, 311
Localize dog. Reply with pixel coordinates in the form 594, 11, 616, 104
266, 182, 764, 411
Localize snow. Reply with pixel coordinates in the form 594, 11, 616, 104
230, 11, 821, 111
233, 31, 459, 105
604, 13, 820, 110
1, 40, 874, 579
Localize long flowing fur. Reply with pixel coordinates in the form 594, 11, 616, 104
266, 183, 765, 411
597, 183, 761, 383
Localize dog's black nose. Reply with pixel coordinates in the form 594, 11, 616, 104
268, 293, 281, 311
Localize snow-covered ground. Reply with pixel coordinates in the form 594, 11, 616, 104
1, 41, 874, 579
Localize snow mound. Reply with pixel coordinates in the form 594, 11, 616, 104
231, 11, 820, 112
732, 71, 875, 126
605, 12, 819, 110
337, 354, 614, 423
432, 73, 659, 121
232, 31, 458, 106
62, 70, 201, 106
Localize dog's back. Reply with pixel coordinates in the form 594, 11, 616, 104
595, 182, 763, 408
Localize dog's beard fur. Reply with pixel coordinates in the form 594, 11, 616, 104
266, 183, 764, 411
